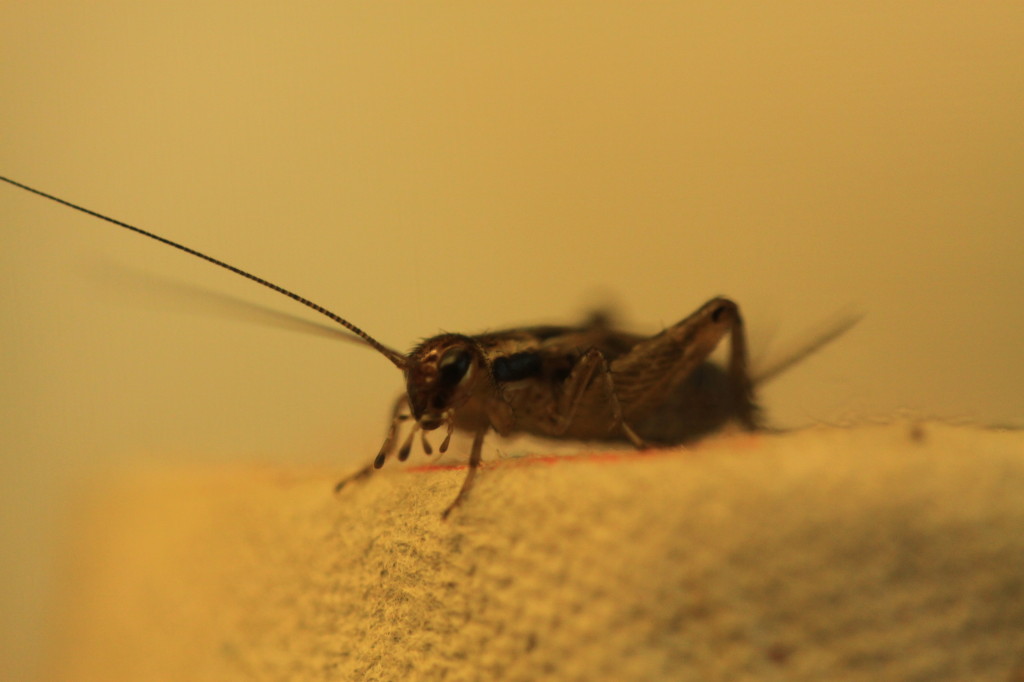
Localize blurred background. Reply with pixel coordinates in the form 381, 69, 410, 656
2, 3, 1022, 678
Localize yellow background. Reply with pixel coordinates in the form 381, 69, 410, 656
2, 3, 1022, 678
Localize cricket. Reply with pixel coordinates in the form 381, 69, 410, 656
2, 175, 853, 518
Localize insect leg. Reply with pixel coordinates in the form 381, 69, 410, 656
612, 297, 758, 441
553, 348, 648, 448
721, 300, 757, 430
440, 428, 487, 520
333, 394, 410, 494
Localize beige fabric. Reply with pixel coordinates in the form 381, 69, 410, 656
52, 422, 1024, 681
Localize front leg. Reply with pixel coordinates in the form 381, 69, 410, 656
333, 393, 410, 494
440, 428, 488, 520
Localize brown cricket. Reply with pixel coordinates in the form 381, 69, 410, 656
2, 175, 852, 519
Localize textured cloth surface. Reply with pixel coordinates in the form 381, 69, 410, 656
52, 423, 1024, 681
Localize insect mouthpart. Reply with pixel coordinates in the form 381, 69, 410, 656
419, 414, 448, 431
391, 410, 455, 464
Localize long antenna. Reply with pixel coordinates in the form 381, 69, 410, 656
1, 175, 408, 370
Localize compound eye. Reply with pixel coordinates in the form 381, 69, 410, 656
438, 347, 471, 387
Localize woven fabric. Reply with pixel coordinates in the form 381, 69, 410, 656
54, 422, 1024, 681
